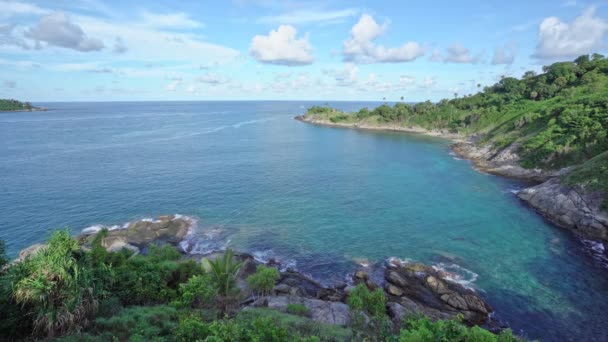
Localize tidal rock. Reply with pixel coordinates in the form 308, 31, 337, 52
384, 261, 493, 325
274, 284, 291, 294
518, 178, 608, 241
354, 270, 369, 280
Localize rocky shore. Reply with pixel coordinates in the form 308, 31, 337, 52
297, 114, 608, 252
15, 215, 504, 333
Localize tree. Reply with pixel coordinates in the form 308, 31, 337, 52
400, 96, 404, 101
205, 249, 243, 314
246, 265, 279, 296
12, 230, 99, 338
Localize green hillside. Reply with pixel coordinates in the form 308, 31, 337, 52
0, 99, 36, 111
304, 54, 608, 196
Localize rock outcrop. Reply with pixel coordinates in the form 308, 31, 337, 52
79, 215, 193, 254
266, 295, 351, 326
518, 178, 608, 241
451, 141, 553, 182
381, 260, 493, 326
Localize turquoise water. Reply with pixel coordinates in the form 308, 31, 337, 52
1, 101, 607, 341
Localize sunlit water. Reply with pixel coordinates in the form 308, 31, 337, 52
1, 101, 607, 341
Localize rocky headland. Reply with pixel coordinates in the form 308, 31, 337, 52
15, 215, 504, 333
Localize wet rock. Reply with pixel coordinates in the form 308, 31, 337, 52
386, 284, 404, 297
354, 270, 369, 280
384, 261, 493, 325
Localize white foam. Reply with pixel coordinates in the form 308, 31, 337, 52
432, 262, 479, 289
580, 239, 608, 268
232, 117, 275, 129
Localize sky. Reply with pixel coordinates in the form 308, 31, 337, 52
0, 0, 607, 102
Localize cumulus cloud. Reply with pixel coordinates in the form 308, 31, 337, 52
342, 14, 425, 63
25, 12, 105, 52
444, 43, 479, 63
113, 37, 127, 53
533, 7, 608, 60
250, 25, 314, 65
3, 80, 16, 88
492, 43, 516, 65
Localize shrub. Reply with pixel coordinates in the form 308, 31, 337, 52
287, 303, 310, 316
175, 315, 209, 341
398, 315, 520, 342
90, 305, 178, 341
173, 274, 216, 309
347, 283, 391, 340
246, 265, 280, 296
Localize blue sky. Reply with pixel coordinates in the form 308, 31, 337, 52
0, 0, 607, 102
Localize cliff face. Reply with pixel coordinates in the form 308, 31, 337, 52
517, 179, 608, 241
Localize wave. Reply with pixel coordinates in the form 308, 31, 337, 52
432, 262, 479, 289
580, 239, 608, 268
251, 249, 297, 271
232, 117, 276, 129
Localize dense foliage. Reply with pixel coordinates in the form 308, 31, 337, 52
0, 232, 522, 341
0, 99, 35, 111
305, 54, 608, 196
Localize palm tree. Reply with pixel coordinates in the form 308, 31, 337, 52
400, 96, 404, 102
206, 249, 243, 314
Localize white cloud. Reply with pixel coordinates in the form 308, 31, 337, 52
330, 63, 358, 86
113, 37, 127, 53
422, 76, 436, 88
3, 80, 16, 88
196, 73, 229, 85
429, 48, 442, 62
166, 79, 182, 91
399, 75, 416, 86
139, 11, 204, 30
250, 25, 314, 66
443, 43, 478, 63
186, 84, 200, 93
533, 7, 608, 60
342, 14, 425, 63
259, 8, 358, 25
25, 12, 105, 52
492, 43, 516, 64
0, 1, 48, 19
0, 24, 30, 49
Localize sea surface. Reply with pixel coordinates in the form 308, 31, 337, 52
1, 101, 608, 341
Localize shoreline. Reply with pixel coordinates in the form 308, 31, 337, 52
14, 215, 503, 332
0, 107, 47, 113
296, 114, 608, 248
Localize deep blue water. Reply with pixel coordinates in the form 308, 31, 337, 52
1, 101, 607, 341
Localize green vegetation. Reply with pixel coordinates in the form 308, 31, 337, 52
398, 315, 519, 342
0, 232, 523, 341
347, 283, 392, 340
287, 303, 311, 316
563, 151, 608, 210
246, 264, 280, 296
304, 54, 608, 195
0, 99, 37, 111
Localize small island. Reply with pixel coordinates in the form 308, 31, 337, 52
0, 98, 46, 112
297, 53, 608, 247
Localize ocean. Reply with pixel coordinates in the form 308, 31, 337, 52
1, 101, 607, 341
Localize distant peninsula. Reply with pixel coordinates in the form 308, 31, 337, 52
297, 53, 608, 246
0, 99, 46, 112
